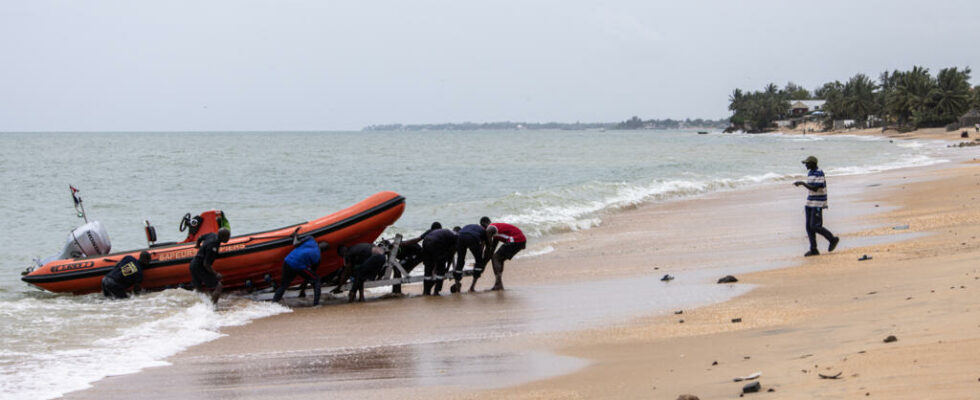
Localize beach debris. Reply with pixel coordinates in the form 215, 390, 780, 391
742, 381, 761, 393
892, 224, 909, 230
800, 354, 814, 358
883, 335, 898, 343
818, 372, 843, 379
679, 319, 685, 323
867, 291, 877, 295
661, 274, 675, 282
676, 395, 700, 400
674, 310, 684, 314
767, 388, 775, 392
733, 372, 761, 382
962, 131, 970, 138
717, 275, 738, 284
858, 255, 872, 261
712, 361, 719, 366
732, 318, 742, 323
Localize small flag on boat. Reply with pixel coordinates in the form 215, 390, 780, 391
69, 185, 81, 205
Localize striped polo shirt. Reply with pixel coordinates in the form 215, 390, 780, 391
805, 169, 828, 208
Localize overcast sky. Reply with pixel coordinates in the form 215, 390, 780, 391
2, 0, 978, 131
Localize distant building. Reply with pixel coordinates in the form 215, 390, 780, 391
789, 100, 826, 116
959, 109, 980, 128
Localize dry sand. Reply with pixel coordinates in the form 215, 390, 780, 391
66, 136, 980, 400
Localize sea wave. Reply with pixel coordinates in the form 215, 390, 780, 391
828, 154, 947, 176
0, 291, 289, 400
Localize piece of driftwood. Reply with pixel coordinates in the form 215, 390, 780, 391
733, 372, 761, 382
818, 372, 843, 379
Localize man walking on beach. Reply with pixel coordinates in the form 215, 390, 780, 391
794, 156, 840, 257
189, 228, 230, 304
272, 232, 328, 306
483, 222, 526, 291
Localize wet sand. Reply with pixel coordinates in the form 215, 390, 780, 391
66, 145, 980, 399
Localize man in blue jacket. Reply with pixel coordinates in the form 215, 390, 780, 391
273, 233, 329, 306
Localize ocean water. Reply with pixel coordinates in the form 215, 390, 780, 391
0, 130, 949, 398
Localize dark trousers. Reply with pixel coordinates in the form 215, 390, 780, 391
805, 207, 835, 251
273, 264, 321, 305
102, 276, 128, 299
422, 246, 452, 295
454, 233, 485, 281
393, 243, 423, 293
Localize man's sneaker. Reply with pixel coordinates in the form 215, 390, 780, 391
804, 250, 820, 257
828, 236, 840, 252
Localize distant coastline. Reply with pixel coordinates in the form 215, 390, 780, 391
362, 117, 728, 132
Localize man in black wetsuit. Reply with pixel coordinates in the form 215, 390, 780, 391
189, 227, 230, 304
102, 251, 151, 299
421, 228, 457, 296
333, 243, 386, 302
389, 240, 423, 295
451, 222, 488, 293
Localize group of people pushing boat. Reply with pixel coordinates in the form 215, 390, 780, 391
99, 216, 526, 307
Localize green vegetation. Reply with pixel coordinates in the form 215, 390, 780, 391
727, 84, 792, 132
729, 66, 977, 132
612, 117, 727, 130
363, 118, 728, 131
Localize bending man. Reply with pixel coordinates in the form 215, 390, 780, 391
189, 227, 230, 304
484, 222, 526, 291
273, 233, 328, 306
102, 251, 150, 299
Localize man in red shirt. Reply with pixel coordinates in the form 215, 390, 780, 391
479, 221, 526, 291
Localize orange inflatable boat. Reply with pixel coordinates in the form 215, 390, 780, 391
22, 191, 405, 294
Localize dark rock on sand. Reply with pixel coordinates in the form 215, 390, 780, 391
661, 274, 675, 281
676, 395, 700, 400
732, 318, 742, 323
883, 335, 897, 343
718, 275, 738, 284
742, 381, 761, 393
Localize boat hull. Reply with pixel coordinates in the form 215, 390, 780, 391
22, 192, 406, 294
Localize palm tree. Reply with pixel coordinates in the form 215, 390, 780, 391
842, 74, 879, 127
931, 67, 972, 123
887, 66, 936, 128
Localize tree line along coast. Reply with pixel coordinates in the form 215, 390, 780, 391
362, 118, 729, 132
728, 66, 980, 133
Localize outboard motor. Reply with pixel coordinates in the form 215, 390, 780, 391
36, 221, 112, 266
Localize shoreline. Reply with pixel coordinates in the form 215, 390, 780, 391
486, 147, 980, 398
63, 133, 980, 399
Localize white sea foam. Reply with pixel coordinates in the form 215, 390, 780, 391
828, 154, 947, 176
0, 291, 289, 400
516, 245, 555, 259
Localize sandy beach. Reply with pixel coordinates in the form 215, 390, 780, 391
65, 133, 980, 400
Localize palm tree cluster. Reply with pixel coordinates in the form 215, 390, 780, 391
729, 66, 979, 132
727, 83, 794, 132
